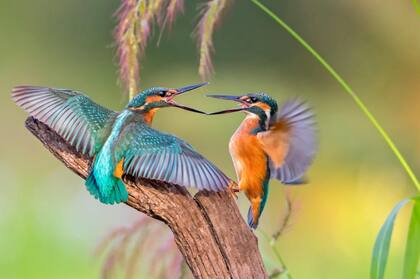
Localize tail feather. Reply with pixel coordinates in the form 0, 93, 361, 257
247, 207, 259, 229
100, 179, 128, 205
118, 180, 129, 201
247, 181, 269, 229
85, 173, 128, 204
85, 172, 101, 200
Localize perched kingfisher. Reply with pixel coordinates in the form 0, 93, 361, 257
12, 83, 232, 205
207, 93, 317, 229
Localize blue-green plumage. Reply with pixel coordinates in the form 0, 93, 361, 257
87, 110, 132, 204
13, 84, 231, 205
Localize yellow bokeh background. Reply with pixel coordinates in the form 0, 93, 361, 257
0, 1, 419, 278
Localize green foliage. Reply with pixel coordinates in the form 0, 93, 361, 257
370, 197, 420, 279
370, 198, 410, 279
250, 0, 420, 191
413, 0, 420, 16
403, 198, 420, 279
250, 1, 420, 278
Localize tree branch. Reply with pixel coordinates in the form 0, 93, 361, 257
25, 117, 267, 279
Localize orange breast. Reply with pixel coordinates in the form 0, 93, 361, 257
229, 117, 267, 199
143, 108, 158, 124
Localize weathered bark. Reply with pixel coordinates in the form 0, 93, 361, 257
25, 117, 267, 279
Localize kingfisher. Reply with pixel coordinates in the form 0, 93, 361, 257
207, 93, 317, 229
12, 83, 232, 205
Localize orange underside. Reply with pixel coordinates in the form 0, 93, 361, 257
229, 116, 270, 224
230, 118, 268, 200
234, 137, 267, 197
113, 159, 125, 179
232, 134, 267, 224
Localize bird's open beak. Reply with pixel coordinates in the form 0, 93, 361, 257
166, 82, 208, 114
176, 82, 209, 94
206, 94, 249, 115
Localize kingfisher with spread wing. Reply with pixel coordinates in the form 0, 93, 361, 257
208, 93, 317, 229
12, 83, 231, 205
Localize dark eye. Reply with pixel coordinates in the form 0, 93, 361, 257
249, 97, 258, 103
159, 91, 166, 97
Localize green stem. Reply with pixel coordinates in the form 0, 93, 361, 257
413, 0, 420, 15
270, 244, 293, 279
260, 231, 294, 279
251, 0, 420, 192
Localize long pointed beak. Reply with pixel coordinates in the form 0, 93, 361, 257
166, 82, 209, 114
176, 82, 209, 95
168, 102, 206, 114
207, 94, 242, 102
206, 94, 248, 115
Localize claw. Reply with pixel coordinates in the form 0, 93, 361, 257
228, 181, 240, 199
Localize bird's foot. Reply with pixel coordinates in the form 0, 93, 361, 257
228, 181, 240, 200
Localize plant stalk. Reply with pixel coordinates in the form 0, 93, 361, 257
260, 230, 294, 279
413, 0, 420, 15
251, 0, 420, 192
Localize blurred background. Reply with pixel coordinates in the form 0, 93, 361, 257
1, 0, 419, 278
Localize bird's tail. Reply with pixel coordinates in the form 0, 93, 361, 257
247, 181, 269, 229
86, 172, 101, 200
85, 172, 128, 204
247, 201, 267, 230
247, 206, 258, 229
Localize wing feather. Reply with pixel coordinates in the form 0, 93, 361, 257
165, 153, 176, 181
12, 86, 117, 157
257, 99, 317, 183
178, 155, 186, 186
192, 157, 202, 189
115, 124, 231, 191
200, 161, 214, 190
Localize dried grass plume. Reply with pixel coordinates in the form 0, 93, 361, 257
115, 0, 166, 99
115, 0, 231, 97
96, 215, 191, 279
196, 0, 230, 80
166, 0, 184, 29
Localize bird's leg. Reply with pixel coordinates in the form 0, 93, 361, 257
228, 181, 240, 199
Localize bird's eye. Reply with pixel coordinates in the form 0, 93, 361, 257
249, 97, 258, 103
159, 91, 166, 97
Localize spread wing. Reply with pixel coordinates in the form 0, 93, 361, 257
12, 86, 117, 157
115, 123, 231, 191
257, 99, 317, 183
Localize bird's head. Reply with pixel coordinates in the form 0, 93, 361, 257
207, 93, 278, 122
127, 82, 208, 114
